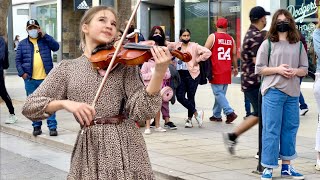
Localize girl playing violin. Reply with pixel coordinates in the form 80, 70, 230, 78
22, 6, 172, 179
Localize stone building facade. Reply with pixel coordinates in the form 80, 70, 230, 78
62, 0, 84, 59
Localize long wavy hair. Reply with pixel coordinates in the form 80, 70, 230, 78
266, 9, 300, 44
148, 26, 165, 46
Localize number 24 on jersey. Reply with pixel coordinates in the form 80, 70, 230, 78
217, 47, 231, 60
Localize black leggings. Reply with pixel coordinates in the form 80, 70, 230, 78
0, 70, 14, 114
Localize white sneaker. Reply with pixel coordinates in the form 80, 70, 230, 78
316, 164, 320, 171
195, 110, 204, 127
300, 108, 309, 116
5, 114, 18, 124
144, 128, 151, 135
185, 118, 193, 128
254, 154, 259, 159
154, 127, 166, 132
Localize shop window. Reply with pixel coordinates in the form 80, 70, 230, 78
182, 0, 240, 51
17, 9, 29, 15
35, 4, 58, 41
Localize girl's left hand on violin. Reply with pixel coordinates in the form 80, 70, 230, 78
150, 46, 172, 75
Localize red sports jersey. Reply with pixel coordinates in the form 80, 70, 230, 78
209, 32, 234, 84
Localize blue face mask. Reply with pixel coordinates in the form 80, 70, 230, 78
28, 29, 38, 38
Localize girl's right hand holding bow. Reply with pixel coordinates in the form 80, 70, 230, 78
46, 100, 96, 126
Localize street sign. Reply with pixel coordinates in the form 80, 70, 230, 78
74, 0, 92, 11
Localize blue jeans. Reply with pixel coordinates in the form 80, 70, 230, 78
244, 93, 251, 116
244, 87, 260, 117
210, 84, 234, 118
24, 78, 57, 130
261, 88, 299, 168
299, 78, 308, 109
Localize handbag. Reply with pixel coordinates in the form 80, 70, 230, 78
160, 86, 173, 102
160, 80, 173, 102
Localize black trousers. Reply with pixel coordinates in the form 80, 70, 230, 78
176, 70, 200, 118
0, 69, 14, 114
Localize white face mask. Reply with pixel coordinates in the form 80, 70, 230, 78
28, 29, 38, 38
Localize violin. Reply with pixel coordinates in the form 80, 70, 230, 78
89, 43, 192, 70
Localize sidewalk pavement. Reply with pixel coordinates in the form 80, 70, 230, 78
1, 75, 320, 180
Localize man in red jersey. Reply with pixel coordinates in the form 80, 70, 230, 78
204, 18, 238, 124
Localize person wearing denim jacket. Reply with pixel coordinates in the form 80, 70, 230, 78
15, 19, 59, 136
313, 18, 320, 171
255, 9, 308, 180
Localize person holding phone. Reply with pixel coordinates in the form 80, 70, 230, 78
15, 19, 60, 137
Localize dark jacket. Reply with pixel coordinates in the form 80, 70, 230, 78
168, 64, 180, 104
0, 37, 5, 70
15, 34, 59, 78
199, 59, 212, 85
0, 36, 9, 71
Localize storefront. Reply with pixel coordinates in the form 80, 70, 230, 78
181, 0, 241, 56
283, 0, 319, 50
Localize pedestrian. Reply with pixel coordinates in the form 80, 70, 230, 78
125, 19, 144, 43
312, 17, 320, 171
222, 6, 270, 155
15, 19, 59, 136
144, 26, 177, 132
167, 29, 211, 128
204, 18, 238, 124
255, 9, 308, 180
0, 36, 19, 124
21, 6, 172, 179
14, 35, 20, 51
298, 32, 309, 116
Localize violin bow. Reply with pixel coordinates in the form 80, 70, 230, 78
91, 0, 142, 108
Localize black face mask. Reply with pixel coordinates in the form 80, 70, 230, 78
181, 39, 190, 44
152, 34, 164, 45
276, 21, 290, 32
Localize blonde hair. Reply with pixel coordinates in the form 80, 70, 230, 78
79, 6, 117, 50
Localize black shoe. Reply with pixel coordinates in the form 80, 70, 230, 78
49, 129, 58, 136
150, 120, 155, 128
222, 133, 237, 155
164, 121, 177, 130
33, 127, 42, 136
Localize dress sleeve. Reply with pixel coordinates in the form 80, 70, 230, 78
22, 61, 69, 120
124, 66, 162, 122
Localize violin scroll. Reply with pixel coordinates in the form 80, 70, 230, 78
170, 50, 192, 62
